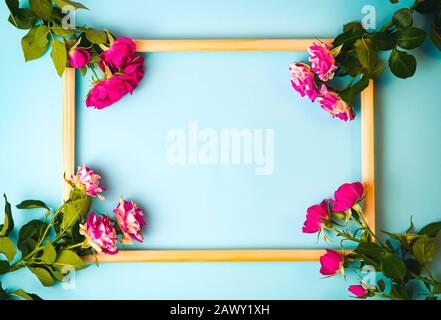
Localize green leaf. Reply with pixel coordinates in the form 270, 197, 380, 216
50, 38, 67, 77
366, 61, 385, 79
40, 242, 56, 264
0, 260, 10, 275
332, 30, 365, 47
430, 24, 441, 51
381, 254, 407, 280
415, 0, 440, 14
354, 241, 386, 264
0, 282, 9, 300
18, 220, 47, 256
0, 237, 16, 262
419, 221, 441, 238
29, 0, 52, 20
54, 250, 86, 270
412, 236, 436, 266
433, 282, 441, 294
392, 8, 413, 29
354, 38, 377, 72
61, 196, 91, 233
0, 195, 14, 237
21, 26, 50, 62
6, 0, 38, 30
9, 289, 42, 300
85, 29, 107, 44
339, 76, 370, 104
28, 266, 55, 287
388, 49, 416, 79
53, 0, 88, 10
16, 200, 49, 211
396, 27, 426, 49
51, 25, 76, 37
377, 279, 386, 291
369, 31, 397, 50
343, 21, 364, 32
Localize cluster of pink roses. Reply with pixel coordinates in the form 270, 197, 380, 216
67, 38, 145, 110
302, 182, 369, 298
71, 166, 146, 255
290, 41, 355, 121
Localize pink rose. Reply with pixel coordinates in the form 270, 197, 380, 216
289, 63, 319, 102
119, 56, 145, 93
302, 200, 329, 234
86, 77, 132, 110
71, 166, 105, 199
308, 42, 337, 81
113, 197, 146, 243
318, 86, 355, 121
348, 285, 368, 298
79, 213, 118, 255
100, 38, 137, 72
320, 249, 344, 276
68, 48, 91, 69
329, 182, 364, 213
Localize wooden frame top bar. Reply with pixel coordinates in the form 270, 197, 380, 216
134, 39, 333, 52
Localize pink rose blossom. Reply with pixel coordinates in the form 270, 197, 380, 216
71, 166, 105, 199
79, 213, 118, 255
100, 38, 137, 72
348, 285, 368, 297
113, 197, 146, 243
119, 56, 145, 93
318, 86, 355, 121
329, 182, 364, 213
308, 42, 337, 81
302, 200, 329, 234
86, 77, 132, 110
320, 249, 344, 276
68, 48, 91, 69
289, 63, 319, 102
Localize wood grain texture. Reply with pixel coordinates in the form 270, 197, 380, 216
134, 39, 333, 52
82, 249, 347, 262
62, 68, 76, 201
361, 80, 376, 232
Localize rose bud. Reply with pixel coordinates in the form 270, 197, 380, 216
113, 197, 146, 243
329, 182, 364, 213
71, 166, 106, 199
318, 86, 355, 121
99, 38, 137, 72
68, 48, 91, 69
302, 200, 330, 234
289, 63, 320, 102
79, 213, 118, 255
348, 285, 368, 298
308, 41, 337, 81
319, 249, 344, 276
85, 77, 132, 109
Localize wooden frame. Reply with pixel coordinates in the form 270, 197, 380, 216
62, 39, 375, 262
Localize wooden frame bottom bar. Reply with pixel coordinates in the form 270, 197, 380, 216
82, 249, 340, 262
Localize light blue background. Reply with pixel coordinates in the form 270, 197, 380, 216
0, 0, 440, 299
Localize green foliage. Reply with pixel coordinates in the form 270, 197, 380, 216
50, 38, 67, 76
16, 199, 49, 211
5, 0, 104, 77
389, 49, 417, 78
21, 26, 49, 62
0, 237, 16, 261
0, 195, 14, 237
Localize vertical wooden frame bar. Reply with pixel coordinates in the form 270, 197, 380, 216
63, 39, 375, 262
62, 68, 76, 201
361, 80, 375, 232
